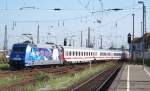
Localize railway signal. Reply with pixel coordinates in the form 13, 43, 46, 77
128, 33, 131, 44
64, 38, 67, 46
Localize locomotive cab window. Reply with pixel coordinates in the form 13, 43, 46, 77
12, 46, 26, 52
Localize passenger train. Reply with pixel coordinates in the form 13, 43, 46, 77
9, 43, 127, 69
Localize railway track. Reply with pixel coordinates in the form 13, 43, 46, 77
0, 63, 121, 91
0, 65, 86, 77
69, 63, 122, 91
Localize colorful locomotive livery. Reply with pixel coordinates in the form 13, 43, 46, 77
9, 43, 63, 68
9, 43, 128, 69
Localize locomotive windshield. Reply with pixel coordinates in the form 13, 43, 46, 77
12, 46, 26, 52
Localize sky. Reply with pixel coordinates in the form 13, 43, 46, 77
0, 0, 150, 49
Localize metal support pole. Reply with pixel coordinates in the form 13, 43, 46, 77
89, 60, 91, 70
132, 14, 135, 62
69, 39, 71, 46
142, 4, 145, 69
88, 27, 90, 48
4, 25, 8, 52
37, 24, 40, 44
80, 31, 83, 47
144, 6, 146, 33
138, 1, 145, 70
100, 35, 102, 49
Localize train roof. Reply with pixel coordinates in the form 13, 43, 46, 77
62, 46, 122, 52
12, 43, 122, 53
13, 43, 36, 47
13, 43, 54, 48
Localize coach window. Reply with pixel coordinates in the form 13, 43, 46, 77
100, 52, 102, 56
71, 51, 73, 56
67, 51, 69, 56
75, 51, 77, 56
70, 51, 71, 56
73, 51, 74, 56
101, 53, 102, 56
69, 51, 71, 56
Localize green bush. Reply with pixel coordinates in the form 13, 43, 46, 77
35, 72, 49, 82
0, 64, 9, 70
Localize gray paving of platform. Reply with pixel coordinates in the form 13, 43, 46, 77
110, 65, 150, 91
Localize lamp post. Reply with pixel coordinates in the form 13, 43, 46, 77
132, 14, 135, 63
138, 1, 145, 69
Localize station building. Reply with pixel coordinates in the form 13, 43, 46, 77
131, 32, 150, 59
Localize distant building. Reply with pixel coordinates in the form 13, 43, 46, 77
131, 32, 150, 59
132, 37, 142, 51
132, 33, 150, 51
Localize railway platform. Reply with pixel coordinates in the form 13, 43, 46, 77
109, 64, 150, 91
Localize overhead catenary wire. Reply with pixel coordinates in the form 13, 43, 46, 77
12, 4, 140, 24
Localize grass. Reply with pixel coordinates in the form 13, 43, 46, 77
37, 62, 114, 91
0, 64, 9, 70
35, 71, 49, 82
20, 62, 114, 91
21, 72, 51, 91
0, 75, 22, 85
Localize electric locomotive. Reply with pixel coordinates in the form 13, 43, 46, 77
9, 43, 126, 69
